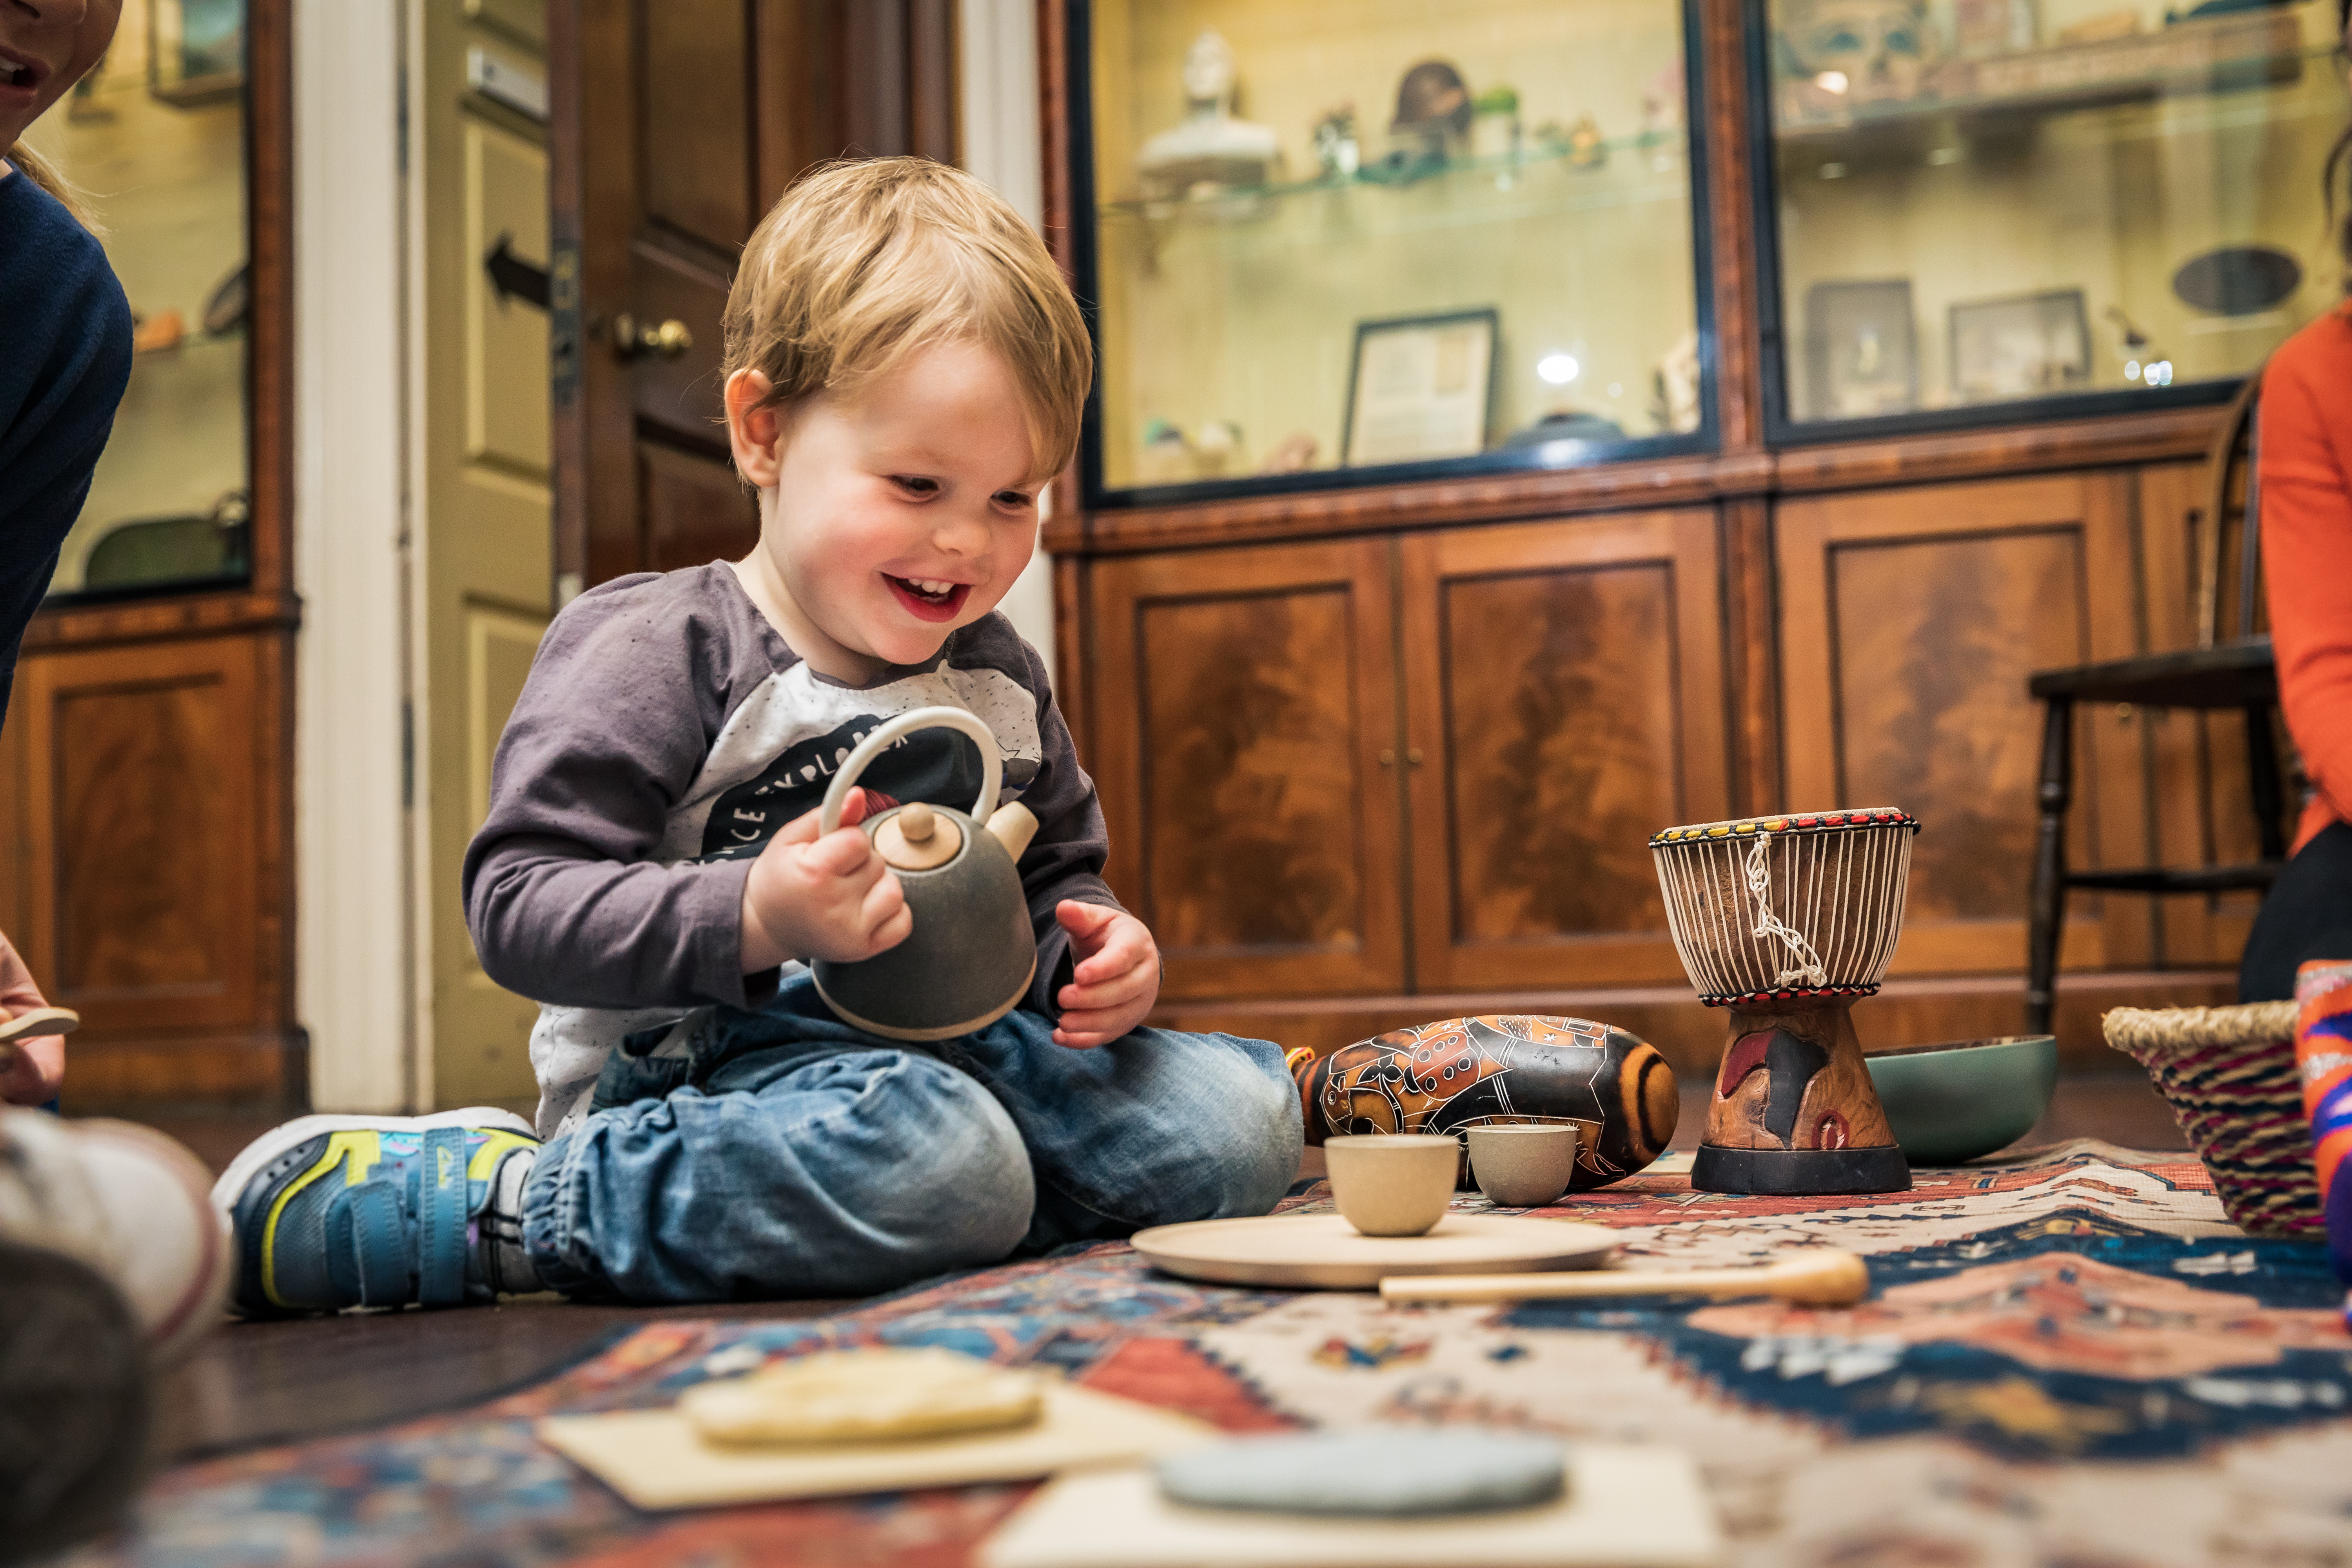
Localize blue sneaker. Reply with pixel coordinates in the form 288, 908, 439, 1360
211, 1110, 539, 1315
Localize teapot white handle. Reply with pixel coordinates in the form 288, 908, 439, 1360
818, 706, 1002, 837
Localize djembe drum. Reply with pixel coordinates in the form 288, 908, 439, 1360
1650, 808, 1922, 1195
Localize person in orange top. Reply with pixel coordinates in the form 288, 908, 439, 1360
2245, 9, 2352, 1001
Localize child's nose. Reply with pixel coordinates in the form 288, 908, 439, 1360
931, 505, 993, 555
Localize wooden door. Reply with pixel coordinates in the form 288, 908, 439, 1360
1399, 510, 1731, 991
1087, 539, 1407, 1000
412, 1, 561, 1107
1776, 474, 2151, 977
550, 0, 958, 590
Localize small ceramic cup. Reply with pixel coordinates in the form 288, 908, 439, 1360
1324, 1134, 1461, 1237
1466, 1124, 1580, 1208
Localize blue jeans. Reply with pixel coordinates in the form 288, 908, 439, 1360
518, 972, 1301, 1302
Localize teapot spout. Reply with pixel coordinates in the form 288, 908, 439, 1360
984, 801, 1039, 862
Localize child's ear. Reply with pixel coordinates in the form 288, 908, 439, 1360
725, 370, 786, 487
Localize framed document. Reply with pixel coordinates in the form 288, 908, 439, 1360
1342, 309, 1498, 466
1948, 288, 2091, 401
1803, 280, 1918, 420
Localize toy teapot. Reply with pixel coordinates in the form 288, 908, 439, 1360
810, 707, 1040, 1041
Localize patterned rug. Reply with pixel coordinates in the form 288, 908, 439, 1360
69, 1141, 2352, 1567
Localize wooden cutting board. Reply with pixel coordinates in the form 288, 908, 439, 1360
1129, 1213, 1617, 1290
537, 1382, 1215, 1511
977, 1445, 1725, 1568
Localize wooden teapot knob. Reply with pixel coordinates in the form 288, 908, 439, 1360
874, 802, 961, 870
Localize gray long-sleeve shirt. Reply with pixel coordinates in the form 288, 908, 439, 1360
461, 562, 1119, 1136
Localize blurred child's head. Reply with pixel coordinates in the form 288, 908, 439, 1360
720, 158, 1091, 678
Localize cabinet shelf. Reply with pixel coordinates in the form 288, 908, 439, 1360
1099, 130, 1691, 230
1776, 10, 2314, 145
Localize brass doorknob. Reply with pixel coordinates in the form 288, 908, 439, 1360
610, 312, 693, 360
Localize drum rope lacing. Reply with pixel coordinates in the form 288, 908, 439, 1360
1745, 831, 1827, 989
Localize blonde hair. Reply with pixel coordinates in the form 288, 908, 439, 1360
722, 157, 1091, 482
5, 141, 96, 229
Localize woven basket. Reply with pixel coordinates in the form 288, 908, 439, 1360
2104, 1000, 2314, 1236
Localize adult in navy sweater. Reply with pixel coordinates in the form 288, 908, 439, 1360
2, 0, 133, 726
2, 0, 130, 1113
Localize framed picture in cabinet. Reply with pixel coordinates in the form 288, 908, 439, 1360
1803, 279, 1918, 420
1069, 0, 1717, 507
1754, 0, 2331, 439
1948, 289, 2090, 401
1342, 309, 1499, 467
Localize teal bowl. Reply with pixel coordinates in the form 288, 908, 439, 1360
1864, 1035, 2059, 1166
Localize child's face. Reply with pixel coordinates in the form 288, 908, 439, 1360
728, 339, 1043, 681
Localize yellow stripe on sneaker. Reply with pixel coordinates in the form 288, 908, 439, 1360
260, 1131, 379, 1309
467, 1129, 536, 1182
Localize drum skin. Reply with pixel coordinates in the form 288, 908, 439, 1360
1293, 1015, 1680, 1192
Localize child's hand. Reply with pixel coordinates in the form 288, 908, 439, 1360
1051, 902, 1161, 1048
739, 788, 912, 971
0, 930, 65, 1105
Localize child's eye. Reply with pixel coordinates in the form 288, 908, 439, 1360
893, 475, 940, 497
994, 490, 1034, 510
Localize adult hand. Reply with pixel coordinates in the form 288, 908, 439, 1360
1051, 902, 1160, 1048
0, 930, 64, 1105
739, 787, 911, 972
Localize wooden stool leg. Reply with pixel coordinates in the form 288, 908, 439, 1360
2025, 697, 2073, 1037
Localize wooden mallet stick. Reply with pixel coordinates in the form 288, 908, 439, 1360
1379, 1249, 1869, 1306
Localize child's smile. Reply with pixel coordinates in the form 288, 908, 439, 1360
884, 574, 971, 622
725, 338, 1044, 683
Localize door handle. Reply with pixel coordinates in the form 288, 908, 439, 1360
609, 312, 693, 360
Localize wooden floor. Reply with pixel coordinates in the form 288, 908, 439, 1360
127, 1073, 2186, 1466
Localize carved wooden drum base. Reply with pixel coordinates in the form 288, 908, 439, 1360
1691, 998, 1911, 1196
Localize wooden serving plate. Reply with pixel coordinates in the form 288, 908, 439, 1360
1130, 1213, 1617, 1290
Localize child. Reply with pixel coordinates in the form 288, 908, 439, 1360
214, 159, 1301, 1309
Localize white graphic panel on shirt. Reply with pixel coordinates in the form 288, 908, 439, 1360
695, 722, 999, 860
659, 659, 1043, 864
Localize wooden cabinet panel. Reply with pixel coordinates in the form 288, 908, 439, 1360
9, 635, 266, 1035
1400, 510, 1730, 990
1089, 539, 1405, 999
1777, 474, 2147, 976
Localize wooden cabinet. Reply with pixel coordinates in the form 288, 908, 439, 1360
1088, 509, 1727, 1002
1089, 537, 1404, 1000
0, 626, 296, 1102
1043, 5, 2257, 1071
0, 5, 298, 1110
1401, 510, 1728, 991
1775, 472, 2151, 979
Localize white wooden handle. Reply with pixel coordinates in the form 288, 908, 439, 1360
818, 707, 1002, 836
0, 1006, 80, 1045
1379, 1250, 1868, 1306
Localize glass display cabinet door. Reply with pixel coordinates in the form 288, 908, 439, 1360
23, 0, 251, 598
1762, 0, 2343, 432
1078, 0, 1711, 505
